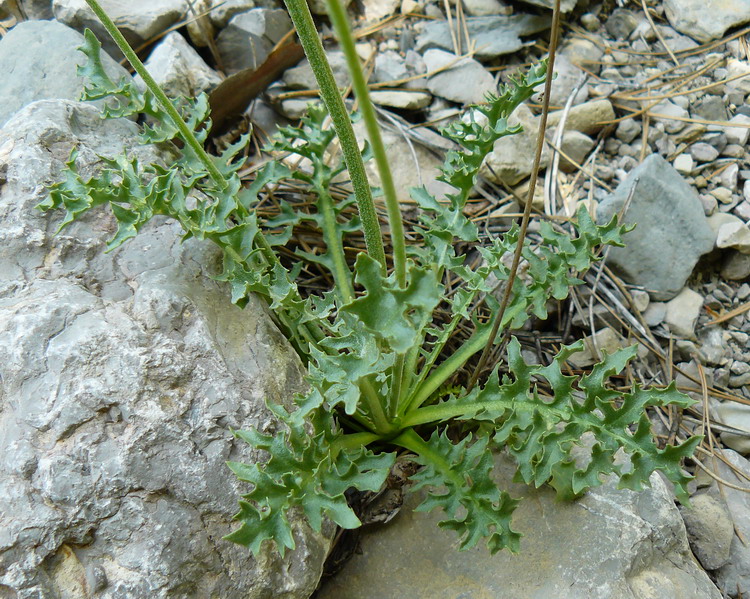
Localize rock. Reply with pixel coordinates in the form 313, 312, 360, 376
709, 450, 750, 596
651, 99, 689, 134
560, 37, 603, 74
716, 221, 750, 253
216, 9, 292, 74
278, 98, 310, 120
665, 0, 750, 43
724, 114, 750, 146
679, 491, 734, 570
370, 90, 432, 110
203, 0, 256, 28
722, 251, 750, 281
135, 32, 221, 98
363, 0, 401, 21
674, 153, 695, 174
309, 0, 352, 14
690, 142, 720, 163
416, 14, 550, 61
615, 118, 641, 143
480, 103, 550, 186
352, 119, 453, 203
0, 100, 330, 598
664, 288, 704, 339
284, 52, 351, 90
727, 58, 750, 95
716, 403, 750, 453
372, 50, 409, 83
644, 302, 667, 327
604, 8, 638, 40
422, 49, 495, 105
18, 0, 53, 19
693, 95, 729, 124
559, 130, 595, 172
0, 20, 129, 127
566, 328, 626, 368
53, 0, 188, 59
515, 0, 578, 11
538, 53, 588, 107
545, 99, 615, 136
319, 452, 721, 599
596, 154, 715, 301
462, 0, 512, 17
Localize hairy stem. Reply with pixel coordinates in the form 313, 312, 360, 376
318, 189, 355, 302
283, 0, 387, 271
324, 0, 407, 287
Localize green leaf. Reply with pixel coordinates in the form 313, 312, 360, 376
226, 405, 395, 556
405, 429, 521, 554
342, 254, 442, 354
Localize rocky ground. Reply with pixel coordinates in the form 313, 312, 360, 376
3, 0, 750, 597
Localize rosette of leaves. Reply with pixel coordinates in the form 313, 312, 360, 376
42, 2, 700, 561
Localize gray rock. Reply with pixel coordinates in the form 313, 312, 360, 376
665, 0, 750, 43
372, 50, 409, 83
284, 52, 351, 90
596, 154, 715, 301
135, 32, 221, 98
559, 130, 594, 172
680, 491, 734, 570
690, 142, 719, 163
0, 20, 129, 127
480, 103, 550, 185
545, 99, 615, 136
207, 0, 257, 28
461, 0, 511, 17
705, 450, 750, 596
19, 0, 53, 19
724, 114, 750, 145
363, 0, 401, 21
716, 402, 750, 453
53, 0, 189, 59
652, 99, 689, 134
604, 8, 638, 40
515, 0, 578, 11
319, 452, 721, 599
664, 287, 704, 339
216, 9, 292, 74
722, 251, 750, 281
422, 49, 495, 105
560, 37, 603, 74
616, 118, 642, 143
536, 53, 588, 107
0, 100, 330, 598
692, 95, 729, 123
370, 90, 432, 110
416, 14, 550, 61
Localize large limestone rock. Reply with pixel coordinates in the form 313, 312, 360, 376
0, 100, 330, 598
0, 20, 129, 126
596, 154, 715, 301
665, 0, 750, 43
319, 453, 721, 599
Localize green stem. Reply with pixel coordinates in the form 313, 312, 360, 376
331, 431, 382, 453
84, 0, 225, 188
323, 0, 407, 286
404, 325, 491, 414
360, 378, 397, 435
283, 0, 387, 271
391, 429, 463, 485
318, 190, 354, 302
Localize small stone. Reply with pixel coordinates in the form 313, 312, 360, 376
135, 32, 220, 98
559, 130, 595, 172
560, 37, 603, 74
694, 95, 729, 124
205, 0, 255, 28
652, 99, 689, 133
423, 49, 495, 105
461, 0, 512, 16
722, 144, 746, 158
717, 402, 750, 453
216, 9, 292, 74
580, 12, 600, 31
700, 194, 718, 216
665, 0, 750, 43
567, 328, 626, 368
680, 491, 735, 570
720, 163, 739, 191
664, 287, 704, 339
711, 187, 734, 204
716, 220, 750, 253
724, 114, 750, 145
604, 8, 638, 40
545, 99, 615, 136
739, 283, 750, 300
631, 289, 650, 312
284, 52, 350, 90
615, 118, 641, 143
690, 142, 720, 163
278, 98, 309, 119
372, 50, 409, 83
674, 153, 695, 174
369, 90, 432, 110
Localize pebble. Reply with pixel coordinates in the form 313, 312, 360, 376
690, 142, 719, 163
711, 187, 734, 204
679, 491, 735, 570
674, 153, 695, 174
604, 8, 638, 40
422, 49, 495, 105
724, 114, 750, 145
652, 100, 689, 133
559, 130, 594, 171
615, 118, 641, 143
370, 90, 432, 110
664, 287, 704, 339
717, 402, 750, 453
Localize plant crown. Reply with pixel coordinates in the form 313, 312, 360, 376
40, 4, 700, 559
